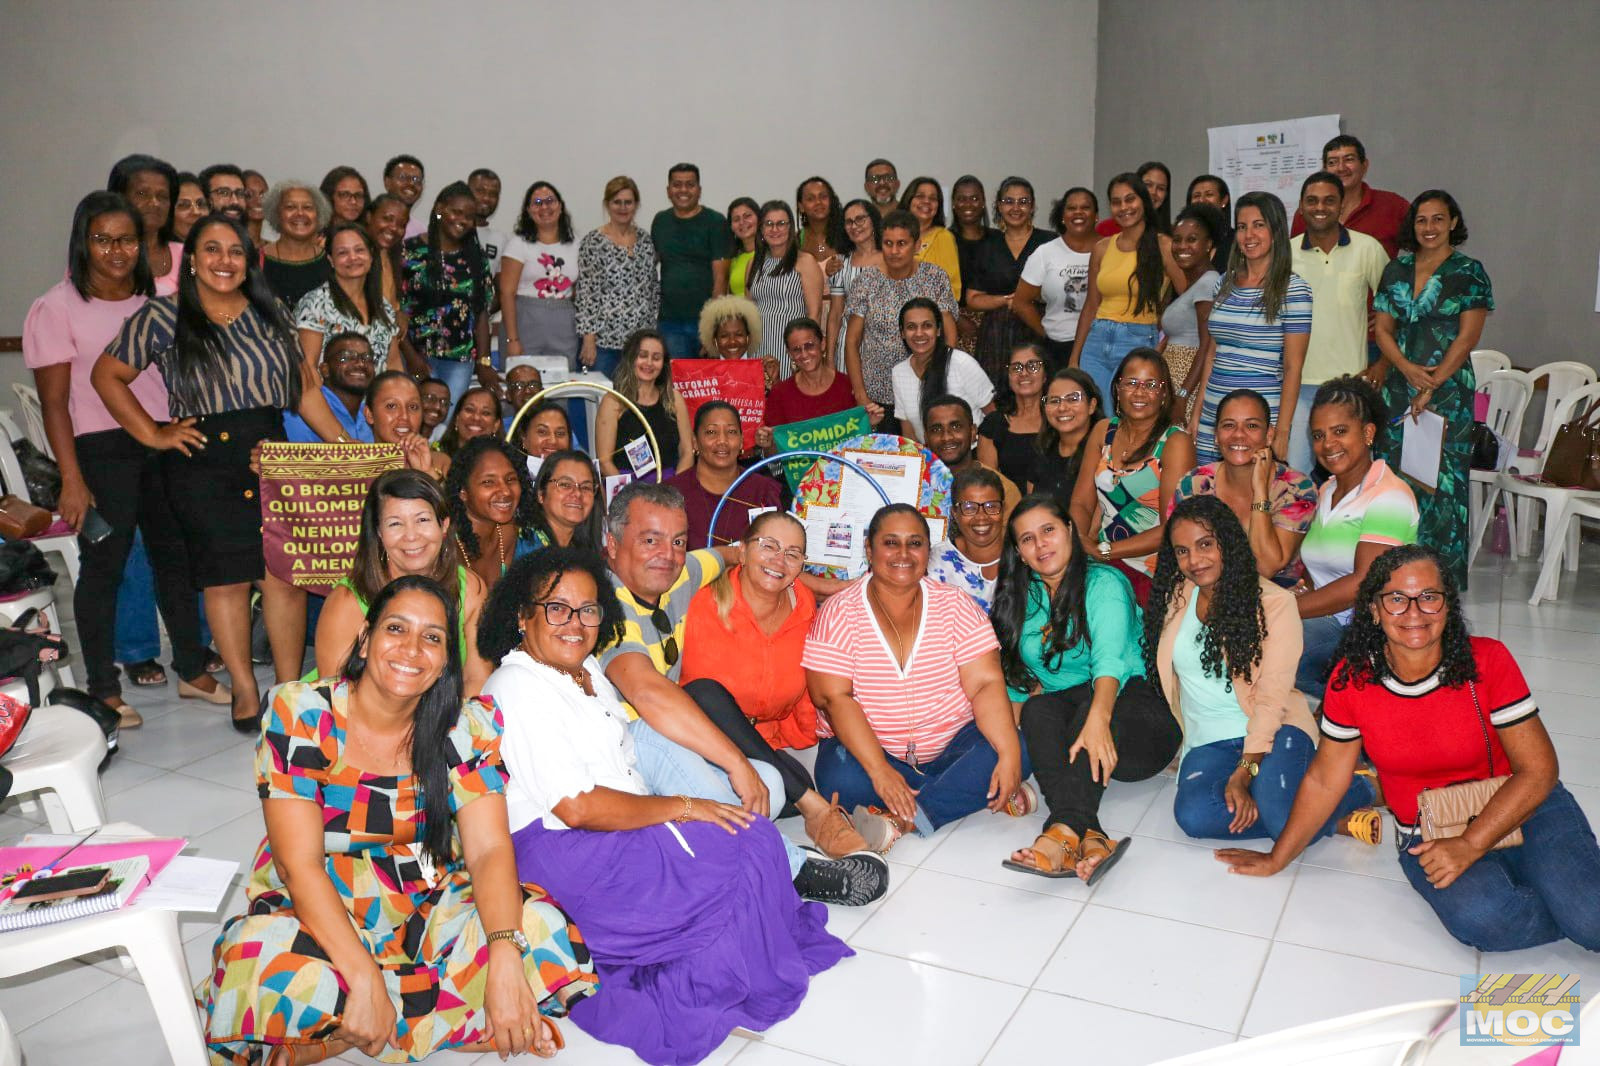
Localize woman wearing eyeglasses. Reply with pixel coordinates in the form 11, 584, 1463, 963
963, 178, 1054, 380
1030, 367, 1102, 506
667, 402, 781, 549
1068, 348, 1194, 604
978, 342, 1049, 491
930, 466, 1005, 612
1219, 544, 1600, 953
746, 200, 824, 379
527, 449, 603, 552
825, 200, 883, 369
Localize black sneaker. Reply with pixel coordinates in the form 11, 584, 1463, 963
792, 848, 889, 906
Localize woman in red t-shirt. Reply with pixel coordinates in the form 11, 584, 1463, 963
1217, 544, 1600, 953
758, 317, 855, 446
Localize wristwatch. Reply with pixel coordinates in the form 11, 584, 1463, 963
1236, 758, 1260, 778
475, 356, 495, 368
1097, 540, 1112, 561
487, 929, 531, 955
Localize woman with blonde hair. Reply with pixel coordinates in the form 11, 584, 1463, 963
697, 293, 776, 389
575, 176, 658, 378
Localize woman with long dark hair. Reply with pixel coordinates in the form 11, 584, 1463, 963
796, 176, 847, 277
397, 181, 495, 401
25, 191, 219, 726
825, 199, 883, 368
978, 341, 1049, 491
319, 164, 370, 224
314, 469, 489, 693
294, 220, 400, 371
363, 192, 409, 306
724, 195, 759, 298
1095, 161, 1173, 236
746, 200, 823, 378
500, 180, 580, 366
950, 175, 991, 351
1031, 366, 1103, 504
526, 448, 604, 551
1160, 203, 1224, 424
899, 176, 963, 299
444, 437, 541, 590
107, 153, 181, 294
436, 384, 503, 457
964, 177, 1055, 379
1068, 173, 1186, 404
1189, 190, 1313, 462
1220, 545, 1600, 953
202, 576, 597, 1063
995, 493, 1174, 884
93, 213, 348, 731
173, 172, 208, 244
1147, 496, 1378, 844
890, 296, 994, 442
594, 328, 693, 478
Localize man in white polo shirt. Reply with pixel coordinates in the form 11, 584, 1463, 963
1288, 170, 1389, 474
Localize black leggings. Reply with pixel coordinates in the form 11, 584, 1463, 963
684, 678, 815, 818
1019, 677, 1180, 835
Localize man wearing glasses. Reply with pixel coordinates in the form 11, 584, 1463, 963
198, 163, 249, 225
863, 159, 900, 207
599, 481, 888, 906
281, 331, 377, 443
383, 153, 428, 238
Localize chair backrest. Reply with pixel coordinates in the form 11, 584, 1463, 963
0, 420, 31, 504
1478, 368, 1532, 443
1469, 349, 1511, 380
1535, 380, 1600, 475
9, 384, 51, 459
1526, 360, 1600, 454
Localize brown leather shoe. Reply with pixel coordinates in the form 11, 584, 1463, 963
804, 793, 871, 858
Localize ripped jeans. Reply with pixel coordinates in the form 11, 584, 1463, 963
1173, 727, 1374, 842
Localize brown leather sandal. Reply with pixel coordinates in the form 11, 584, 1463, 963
454, 1016, 566, 1057
804, 793, 871, 858
1001, 823, 1081, 878
1077, 829, 1131, 886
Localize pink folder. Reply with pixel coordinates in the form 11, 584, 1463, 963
0, 837, 188, 908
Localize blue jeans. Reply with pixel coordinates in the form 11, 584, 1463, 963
115, 532, 212, 664
813, 720, 1031, 832
1174, 729, 1373, 841
658, 320, 701, 359
1297, 614, 1348, 696
628, 717, 801, 877
592, 346, 623, 379
1397, 784, 1600, 952
428, 357, 476, 407
1078, 320, 1158, 408
1287, 382, 1320, 477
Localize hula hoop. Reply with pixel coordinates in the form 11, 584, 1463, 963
507, 380, 661, 479
706, 450, 893, 550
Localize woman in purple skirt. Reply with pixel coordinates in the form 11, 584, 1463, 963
479, 547, 851, 1066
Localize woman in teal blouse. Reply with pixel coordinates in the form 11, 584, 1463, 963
991, 492, 1179, 885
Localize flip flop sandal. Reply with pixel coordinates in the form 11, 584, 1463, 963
123, 659, 167, 687
1078, 829, 1131, 886
1001, 823, 1081, 878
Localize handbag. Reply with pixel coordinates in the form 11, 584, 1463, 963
10, 439, 61, 510
0, 541, 56, 594
1540, 400, 1600, 489
1415, 681, 1523, 850
0, 495, 50, 540
1469, 422, 1500, 471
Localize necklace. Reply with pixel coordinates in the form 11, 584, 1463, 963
532, 655, 590, 692
458, 524, 508, 571
868, 581, 921, 668
868, 579, 923, 767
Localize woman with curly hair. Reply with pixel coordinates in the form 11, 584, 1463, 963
1219, 545, 1600, 952
435, 384, 503, 456
1148, 496, 1378, 844
995, 494, 1174, 885
696, 293, 776, 389
445, 437, 540, 589
481, 547, 852, 1064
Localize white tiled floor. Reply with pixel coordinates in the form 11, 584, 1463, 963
3, 551, 1598, 1065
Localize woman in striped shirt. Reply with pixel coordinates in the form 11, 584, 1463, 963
804, 504, 1029, 853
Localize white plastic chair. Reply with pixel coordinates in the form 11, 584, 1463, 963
1471, 381, 1600, 576
0, 419, 80, 584
9, 383, 51, 459
1467, 369, 1532, 554
0, 1009, 18, 1066
1504, 360, 1598, 548
1469, 349, 1511, 380
0, 701, 106, 832
1529, 496, 1600, 605
0, 824, 209, 1066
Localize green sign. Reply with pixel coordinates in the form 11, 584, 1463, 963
769, 407, 872, 492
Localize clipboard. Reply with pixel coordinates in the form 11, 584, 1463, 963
1399, 410, 1445, 494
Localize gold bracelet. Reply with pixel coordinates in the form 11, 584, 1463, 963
673, 795, 693, 822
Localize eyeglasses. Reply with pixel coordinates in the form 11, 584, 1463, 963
844, 214, 871, 227
549, 477, 596, 495
175, 197, 207, 212
89, 234, 140, 253
866, 174, 898, 186
333, 190, 365, 202
530, 196, 559, 206
390, 174, 424, 187
997, 197, 1034, 207
529, 601, 604, 627
208, 187, 245, 202
752, 536, 806, 565
1378, 590, 1446, 616
1043, 393, 1086, 406
328, 350, 375, 365
956, 500, 1004, 517
649, 607, 679, 667
1008, 360, 1044, 375
762, 219, 791, 230
1118, 379, 1165, 392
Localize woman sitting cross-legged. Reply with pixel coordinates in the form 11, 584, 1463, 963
995, 493, 1176, 884
1219, 545, 1600, 953
202, 576, 598, 1064
480, 548, 852, 1066
314, 469, 490, 695
805, 504, 1030, 853
1147, 495, 1379, 845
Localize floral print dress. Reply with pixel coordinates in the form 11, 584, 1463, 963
201, 680, 598, 1064
1373, 250, 1494, 589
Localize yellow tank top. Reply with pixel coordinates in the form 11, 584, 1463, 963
1096, 240, 1159, 324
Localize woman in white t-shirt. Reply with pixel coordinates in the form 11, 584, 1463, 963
1013, 186, 1100, 368
499, 181, 580, 364
891, 297, 995, 442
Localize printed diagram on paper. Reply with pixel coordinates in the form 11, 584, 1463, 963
1207, 113, 1341, 210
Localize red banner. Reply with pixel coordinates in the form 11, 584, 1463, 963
672, 359, 767, 451
259, 443, 404, 596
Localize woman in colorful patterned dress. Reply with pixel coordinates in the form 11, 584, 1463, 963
396, 182, 495, 404
1373, 190, 1492, 589
202, 576, 597, 1064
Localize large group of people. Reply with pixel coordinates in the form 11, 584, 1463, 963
13, 139, 1597, 1066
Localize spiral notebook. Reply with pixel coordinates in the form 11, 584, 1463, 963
0, 855, 151, 931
